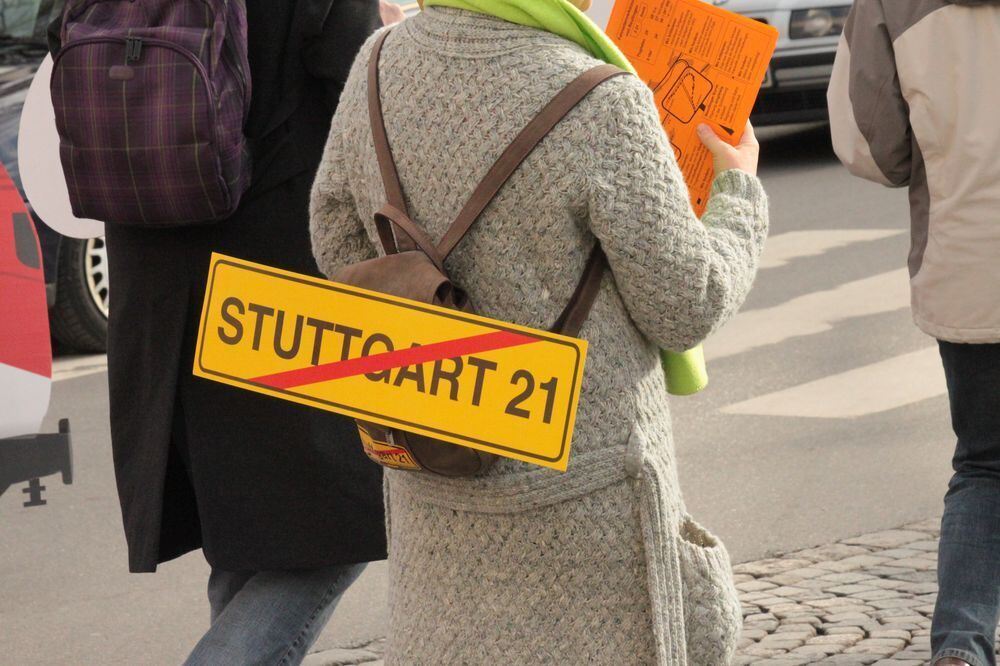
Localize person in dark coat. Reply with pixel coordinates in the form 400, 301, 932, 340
49, 1, 396, 663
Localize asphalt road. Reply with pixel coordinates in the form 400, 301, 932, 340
0, 123, 955, 664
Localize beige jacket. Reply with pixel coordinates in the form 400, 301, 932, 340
828, 0, 1000, 343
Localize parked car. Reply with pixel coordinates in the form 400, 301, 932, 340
722, 0, 847, 125
0, 0, 108, 353
590, 0, 848, 125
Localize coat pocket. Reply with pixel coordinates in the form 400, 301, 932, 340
677, 515, 742, 666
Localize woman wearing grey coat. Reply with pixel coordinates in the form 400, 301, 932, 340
310, 7, 768, 665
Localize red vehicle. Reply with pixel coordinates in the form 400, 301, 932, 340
0, 160, 71, 507
0, 0, 109, 354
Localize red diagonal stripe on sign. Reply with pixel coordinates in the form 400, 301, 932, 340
250, 330, 539, 390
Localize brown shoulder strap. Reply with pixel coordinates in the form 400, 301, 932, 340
368, 29, 409, 253
437, 64, 628, 260
552, 246, 606, 336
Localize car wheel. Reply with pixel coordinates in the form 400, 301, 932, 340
49, 236, 109, 353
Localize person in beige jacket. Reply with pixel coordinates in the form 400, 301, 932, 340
829, 2, 1000, 665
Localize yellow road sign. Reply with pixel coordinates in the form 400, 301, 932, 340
194, 254, 588, 471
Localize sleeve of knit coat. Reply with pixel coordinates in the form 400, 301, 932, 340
584, 77, 769, 352
310, 122, 376, 278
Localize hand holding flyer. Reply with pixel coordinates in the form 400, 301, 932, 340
607, 0, 778, 216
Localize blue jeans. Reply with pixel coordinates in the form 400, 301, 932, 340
932, 341, 1000, 666
183, 562, 367, 666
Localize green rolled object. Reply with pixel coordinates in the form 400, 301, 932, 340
423, 0, 712, 397
662, 347, 708, 396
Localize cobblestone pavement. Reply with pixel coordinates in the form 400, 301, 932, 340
308, 517, 1000, 665
733, 517, 954, 665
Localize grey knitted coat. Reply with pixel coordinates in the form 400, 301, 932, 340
309, 8, 768, 665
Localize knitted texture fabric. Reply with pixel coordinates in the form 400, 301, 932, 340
309, 8, 768, 664
424, 0, 712, 397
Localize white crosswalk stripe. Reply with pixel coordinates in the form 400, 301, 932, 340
711, 228, 948, 419
723, 346, 946, 418
52, 355, 108, 382
758, 229, 903, 270
708, 268, 911, 361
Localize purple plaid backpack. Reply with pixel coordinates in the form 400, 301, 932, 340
51, 0, 252, 226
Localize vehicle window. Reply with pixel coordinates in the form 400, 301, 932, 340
12, 211, 41, 269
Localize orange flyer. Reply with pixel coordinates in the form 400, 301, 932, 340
607, 0, 778, 216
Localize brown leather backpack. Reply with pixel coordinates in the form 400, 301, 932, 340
334, 30, 627, 477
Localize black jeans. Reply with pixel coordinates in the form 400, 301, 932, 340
932, 341, 1000, 666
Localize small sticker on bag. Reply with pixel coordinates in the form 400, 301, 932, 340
358, 425, 422, 471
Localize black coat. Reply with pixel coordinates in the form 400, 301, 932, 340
93, 0, 386, 572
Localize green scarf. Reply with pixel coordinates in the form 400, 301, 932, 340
423, 0, 710, 396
